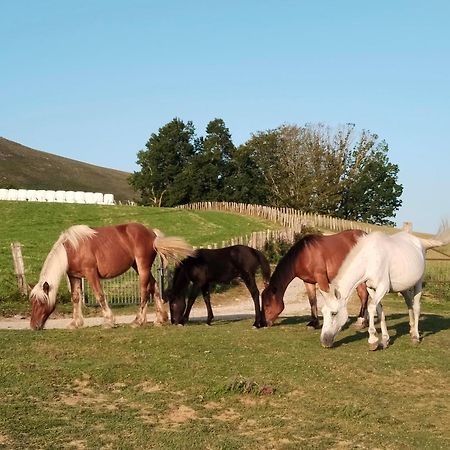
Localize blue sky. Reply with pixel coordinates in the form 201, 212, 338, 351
1, 0, 449, 233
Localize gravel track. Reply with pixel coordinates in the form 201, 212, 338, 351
0, 278, 318, 330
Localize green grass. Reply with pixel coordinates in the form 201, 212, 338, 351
0, 201, 277, 303
0, 298, 449, 449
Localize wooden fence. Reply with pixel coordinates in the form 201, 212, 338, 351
177, 201, 387, 233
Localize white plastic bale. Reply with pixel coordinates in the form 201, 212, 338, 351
74, 191, 86, 204
17, 189, 27, 201
93, 192, 104, 204
26, 190, 38, 201
36, 190, 46, 202
0, 189, 8, 200
45, 190, 56, 202
84, 192, 95, 204
103, 193, 115, 205
55, 190, 66, 202
7, 189, 18, 201
65, 191, 75, 203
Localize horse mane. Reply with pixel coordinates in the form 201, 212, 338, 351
270, 234, 323, 286
332, 232, 374, 285
30, 225, 97, 308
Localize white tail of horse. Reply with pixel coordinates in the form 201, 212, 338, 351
418, 220, 450, 250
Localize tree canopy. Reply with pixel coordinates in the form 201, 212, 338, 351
130, 119, 403, 225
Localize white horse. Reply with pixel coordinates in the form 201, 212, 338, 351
319, 224, 450, 350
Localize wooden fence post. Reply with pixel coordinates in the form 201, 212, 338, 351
11, 242, 28, 295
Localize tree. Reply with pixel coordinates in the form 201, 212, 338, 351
188, 118, 236, 202
337, 134, 403, 225
129, 118, 196, 206
242, 123, 402, 225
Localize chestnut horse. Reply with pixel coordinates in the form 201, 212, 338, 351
30, 222, 193, 330
261, 230, 369, 328
167, 245, 271, 328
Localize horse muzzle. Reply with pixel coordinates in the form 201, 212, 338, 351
320, 332, 335, 348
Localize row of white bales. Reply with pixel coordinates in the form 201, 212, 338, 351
0, 188, 115, 205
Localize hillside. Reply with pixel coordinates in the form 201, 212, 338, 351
0, 137, 135, 202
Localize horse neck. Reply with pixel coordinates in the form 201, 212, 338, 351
270, 258, 296, 300
333, 245, 366, 301
172, 264, 190, 295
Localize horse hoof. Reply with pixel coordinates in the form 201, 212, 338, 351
368, 341, 379, 351
307, 321, 320, 330
354, 318, 368, 330
411, 337, 420, 346
380, 340, 390, 350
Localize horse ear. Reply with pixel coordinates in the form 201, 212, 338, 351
334, 287, 341, 301
43, 282, 50, 295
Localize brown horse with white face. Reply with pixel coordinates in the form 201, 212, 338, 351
261, 229, 369, 328
30, 222, 193, 330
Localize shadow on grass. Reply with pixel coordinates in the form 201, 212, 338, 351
182, 313, 256, 326
333, 313, 450, 348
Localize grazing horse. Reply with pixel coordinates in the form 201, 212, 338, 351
319, 225, 450, 350
30, 222, 193, 330
261, 230, 369, 329
167, 245, 271, 328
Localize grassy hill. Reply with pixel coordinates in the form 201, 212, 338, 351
0, 137, 135, 202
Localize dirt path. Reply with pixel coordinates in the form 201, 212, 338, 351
0, 278, 319, 330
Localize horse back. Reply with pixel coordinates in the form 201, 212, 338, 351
293, 230, 365, 283
66, 223, 157, 278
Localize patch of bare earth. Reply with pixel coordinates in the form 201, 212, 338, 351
159, 404, 198, 428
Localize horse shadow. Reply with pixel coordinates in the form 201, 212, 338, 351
333, 313, 450, 348
183, 313, 256, 326
276, 313, 450, 348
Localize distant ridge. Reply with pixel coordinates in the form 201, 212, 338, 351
0, 137, 135, 202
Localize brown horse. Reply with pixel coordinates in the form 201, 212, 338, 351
30, 222, 193, 330
261, 230, 369, 328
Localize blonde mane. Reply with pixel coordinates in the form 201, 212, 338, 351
30, 225, 97, 308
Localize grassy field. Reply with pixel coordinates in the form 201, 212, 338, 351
0, 296, 449, 449
0, 201, 277, 302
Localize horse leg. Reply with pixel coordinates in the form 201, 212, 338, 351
183, 285, 200, 324
85, 271, 115, 328
241, 273, 262, 328
366, 285, 389, 351
131, 264, 150, 327
150, 274, 168, 326
410, 281, 422, 344
201, 284, 214, 325
376, 301, 390, 349
68, 276, 84, 329
354, 283, 369, 330
305, 282, 320, 329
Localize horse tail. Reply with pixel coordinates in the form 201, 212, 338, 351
255, 249, 271, 287
153, 235, 194, 267
419, 221, 450, 250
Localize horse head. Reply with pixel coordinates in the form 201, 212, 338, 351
166, 289, 186, 325
30, 282, 56, 330
261, 285, 285, 327
319, 286, 348, 348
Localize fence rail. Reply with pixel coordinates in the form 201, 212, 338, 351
177, 201, 391, 233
